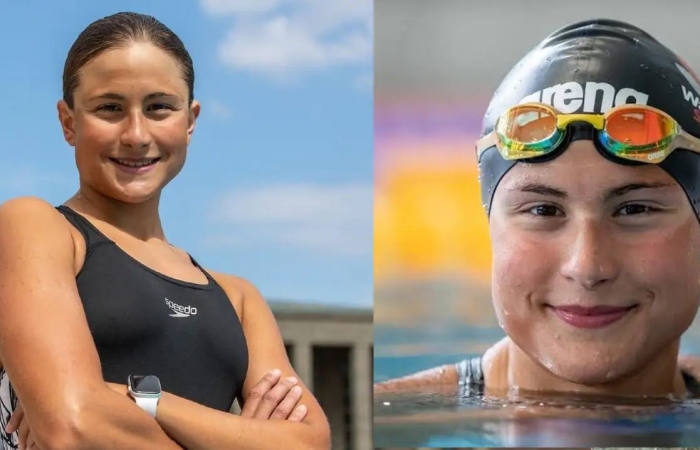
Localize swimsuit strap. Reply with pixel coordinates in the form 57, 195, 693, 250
455, 355, 700, 398
455, 355, 485, 397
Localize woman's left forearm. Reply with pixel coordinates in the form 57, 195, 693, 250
156, 391, 330, 450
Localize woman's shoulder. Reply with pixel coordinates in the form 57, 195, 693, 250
207, 270, 254, 290
205, 270, 266, 321
678, 354, 700, 372
0, 196, 71, 237
207, 270, 257, 298
1, 195, 59, 216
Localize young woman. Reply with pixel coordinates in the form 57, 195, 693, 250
0, 12, 329, 450
375, 18, 700, 401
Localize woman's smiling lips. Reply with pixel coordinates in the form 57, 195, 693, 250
109, 157, 161, 174
548, 304, 638, 329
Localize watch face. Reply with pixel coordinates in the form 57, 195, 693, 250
129, 375, 161, 394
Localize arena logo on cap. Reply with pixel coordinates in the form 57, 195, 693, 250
519, 81, 649, 114
676, 61, 700, 124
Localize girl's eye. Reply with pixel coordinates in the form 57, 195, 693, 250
527, 204, 562, 217
148, 103, 175, 111
616, 204, 657, 216
97, 104, 121, 112
94, 104, 176, 113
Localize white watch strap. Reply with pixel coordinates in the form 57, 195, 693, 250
134, 396, 159, 418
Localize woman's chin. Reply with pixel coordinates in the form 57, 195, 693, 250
104, 185, 163, 204
541, 354, 633, 389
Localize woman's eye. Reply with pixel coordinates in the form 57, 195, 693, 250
528, 204, 561, 217
616, 204, 657, 216
94, 104, 175, 113
97, 104, 121, 112
148, 103, 174, 111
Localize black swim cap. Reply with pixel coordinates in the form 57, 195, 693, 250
478, 18, 700, 218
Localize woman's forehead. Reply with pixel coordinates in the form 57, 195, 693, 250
75, 42, 187, 96
498, 142, 678, 196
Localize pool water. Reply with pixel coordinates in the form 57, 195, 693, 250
374, 323, 700, 447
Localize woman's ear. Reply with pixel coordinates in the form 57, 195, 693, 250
57, 100, 76, 147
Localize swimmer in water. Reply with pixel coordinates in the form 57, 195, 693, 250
375, 18, 700, 400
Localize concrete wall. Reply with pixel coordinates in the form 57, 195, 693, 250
280, 317, 374, 450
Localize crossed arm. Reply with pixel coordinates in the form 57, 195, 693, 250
0, 197, 330, 450
8, 370, 317, 450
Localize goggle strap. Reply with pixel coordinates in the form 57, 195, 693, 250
476, 133, 496, 159
676, 130, 700, 156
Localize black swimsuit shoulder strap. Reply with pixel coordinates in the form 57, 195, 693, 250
457, 355, 484, 385
455, 355, 485, 397
682, 369, 700, 398
55, 205, 112, 250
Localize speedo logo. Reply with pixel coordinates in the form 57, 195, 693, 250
165, 298, 197, 318
519, 81, 649, 114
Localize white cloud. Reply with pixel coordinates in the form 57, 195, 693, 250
200, 0, 281, 15
210, 182, 372, 257
200, 0, 372, 81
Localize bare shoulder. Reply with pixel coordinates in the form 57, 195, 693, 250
679, 354, 700, 380
373, 364, 460, 395
206, 271, 264, 322
0, 196, 74, 253
208, 271, 257, 294
0, 196, 70, 229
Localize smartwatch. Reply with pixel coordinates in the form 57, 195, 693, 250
127, 375, 162, 418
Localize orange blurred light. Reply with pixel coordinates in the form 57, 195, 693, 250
374, 157, 492, 283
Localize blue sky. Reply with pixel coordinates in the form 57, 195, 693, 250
0, 1, 373, 308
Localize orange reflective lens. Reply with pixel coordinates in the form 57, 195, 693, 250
494, 104, 558, 145
604, 107, 676, 147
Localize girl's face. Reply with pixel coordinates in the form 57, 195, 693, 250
58, 41, 199, 204
489, 140, 700, 386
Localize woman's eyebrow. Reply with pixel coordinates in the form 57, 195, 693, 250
505, 181, 675, 201
506, 182, 567, 199
603, 181, 675, 200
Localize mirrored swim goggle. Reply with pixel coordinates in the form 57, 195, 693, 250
475, 102, 700, 164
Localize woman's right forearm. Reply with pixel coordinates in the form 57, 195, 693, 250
34, 387, 183, 450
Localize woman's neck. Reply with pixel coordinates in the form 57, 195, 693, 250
64, 185, 165, 241
483, 337, 687, 398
